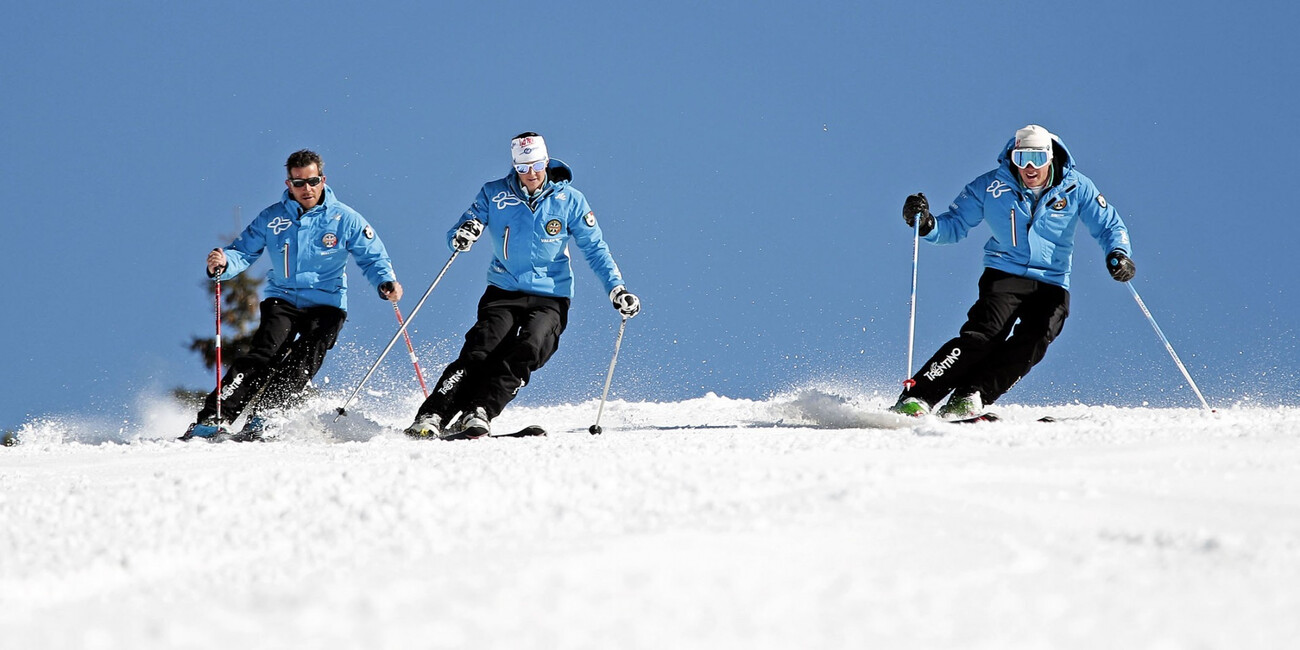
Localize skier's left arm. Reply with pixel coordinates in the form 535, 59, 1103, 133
344, 213, 402, 300
1079, 181, 1136, 281
569, 199, 639, 317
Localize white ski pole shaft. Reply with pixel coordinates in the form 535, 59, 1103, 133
904, 214, 921, 390
589, 316, 629, 435
1126, 282, 1212, 411
335, 252, 458, 420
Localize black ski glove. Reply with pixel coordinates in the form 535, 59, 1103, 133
903, 193, 935, 237
1106, 250, 1136, 282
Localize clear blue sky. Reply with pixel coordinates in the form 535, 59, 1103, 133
4, 1, 1298, 430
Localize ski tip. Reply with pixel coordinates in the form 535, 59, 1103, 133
491, 425, 548, 438
952, 412, 1000, 424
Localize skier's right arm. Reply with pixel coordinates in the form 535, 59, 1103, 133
211, 208, 270, 279
446, 187, 490, 253
926, 180, 986, 245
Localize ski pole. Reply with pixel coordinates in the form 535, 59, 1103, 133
1125, 282, 1212, 411
903, 209, 921, 391
214, 272, 224, 424
335, 252, 459, 420
393, 302, 429, 398
589, 316, 629, 435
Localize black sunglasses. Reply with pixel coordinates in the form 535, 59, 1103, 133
288, 176, 323, 188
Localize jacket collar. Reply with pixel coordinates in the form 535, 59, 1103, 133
280, 185, 337, 218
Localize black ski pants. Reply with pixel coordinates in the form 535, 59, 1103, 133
198, 298, 347, 424
903, 268, 1070, 407
418, 286, 569, 422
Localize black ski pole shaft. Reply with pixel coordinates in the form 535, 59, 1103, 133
1125, 281, 1212, 411
589, 316, 629, 435
335, 252, 459, 420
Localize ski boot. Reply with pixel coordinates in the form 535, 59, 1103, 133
441, 407, 491, 441
404, 414, 444, 439
890, 396, 931, 417
179, 420, 230, 441
228, 415, 268, 443
937, 390, 983, 420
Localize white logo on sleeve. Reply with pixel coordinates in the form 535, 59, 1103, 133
269, 217, 292, 234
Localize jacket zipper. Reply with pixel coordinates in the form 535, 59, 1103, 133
1010, 207, 1017, 248
503, 226, 510, 260
282, 241, 290, 279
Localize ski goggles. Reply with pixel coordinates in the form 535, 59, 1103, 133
1011, 148, 1052, 169
514, 159, 548, 174
288, 176, 323, 188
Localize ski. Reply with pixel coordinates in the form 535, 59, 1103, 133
180, 430, 265, 443
491, 425, 547, 438
408, 424, 547, 441
950, 412, 1060, 424
951, 412, 1001, 424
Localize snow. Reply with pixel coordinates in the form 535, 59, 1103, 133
3, 389, 1300, 649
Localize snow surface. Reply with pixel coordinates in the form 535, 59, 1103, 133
3, 388, 1300, 649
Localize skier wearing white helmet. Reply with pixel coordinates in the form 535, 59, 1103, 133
893, 124, 1135, 419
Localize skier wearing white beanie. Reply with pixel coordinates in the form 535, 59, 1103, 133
404, 132, 640, 440
892, 124, 1136, 420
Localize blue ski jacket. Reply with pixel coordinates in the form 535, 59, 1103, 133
448, 159, 624, 298
925, 134, 1131, 290
217, 186, 397, 311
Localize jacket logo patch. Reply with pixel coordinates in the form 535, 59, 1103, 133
1052, 198, 1067, 210
546, 219, 563, 236
322, 233, 337, 248
556, 192, 567, 201
363, 225, 375, 239
584, 211, 597, 227
986, 180, 1013, 198
1097, 194, 1107, 208
269, 216, 292, 235
491, 191, 524, 210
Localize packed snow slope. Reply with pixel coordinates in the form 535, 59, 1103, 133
3, 389, 1299, 649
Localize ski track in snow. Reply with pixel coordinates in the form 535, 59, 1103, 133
3, 388, 1299, 649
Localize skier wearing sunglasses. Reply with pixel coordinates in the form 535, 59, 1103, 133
405, 132, 640, 440
892, 124, 1135, 419
182, 149, 403, 441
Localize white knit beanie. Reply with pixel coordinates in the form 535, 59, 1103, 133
1014, 124, 1054, 150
